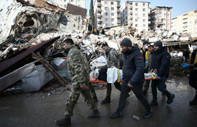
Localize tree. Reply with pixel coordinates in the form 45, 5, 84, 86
89, 0, 95, 30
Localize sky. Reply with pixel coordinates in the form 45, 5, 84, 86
50, 0, 197, 18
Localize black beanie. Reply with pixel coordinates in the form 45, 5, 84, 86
154, 41, 162, 47
120, 38, 132, 47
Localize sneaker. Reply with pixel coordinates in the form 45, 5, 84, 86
55, 116, 71, 126
87, 109, 101, 118
167, 94, 175, 104
150, 100, 158, 106
189, 100, 197, 105
111, 111, 123, 119
143, 108, 153, 119
101, 97, 110, 104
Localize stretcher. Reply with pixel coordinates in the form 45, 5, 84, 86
89, 77, 159, 83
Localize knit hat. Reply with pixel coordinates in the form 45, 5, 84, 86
154, 40, 162, 48
120, 38, 132, 47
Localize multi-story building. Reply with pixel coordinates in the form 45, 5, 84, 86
54, 0, 85, 9
94, 0, 121, 29
171, 10, 197, 38
120, 1, 150, 34
149, 6, 172, 33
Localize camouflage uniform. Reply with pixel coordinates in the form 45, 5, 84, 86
104, 48, 121, 102
64, 45, 97, 116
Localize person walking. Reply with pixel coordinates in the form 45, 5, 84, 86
111, 38, 152, 119
150, 41, 175, 106
55, 39, 100, 126
188, 48, 197, 105
101, 43, 122, 104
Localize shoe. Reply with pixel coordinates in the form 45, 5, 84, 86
101, 97, 110, 104
126, 93, 130, 98
143, 108, 153, 119
55, 116, 71, 126
111, 111, 123, 119
189, 100, 197, 105
143, 90, 147, 95
87, 109, 101, 118
167, 94, 175, 104
150, 100, 158, 106
94, 97, 98, 103
189, 95, 197, 105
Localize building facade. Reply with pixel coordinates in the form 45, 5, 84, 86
120, 1, 150, 34
149, 6, 172, 33
171, 10, 197, 38
54, 0, 85, 9
94, 0, 121, 29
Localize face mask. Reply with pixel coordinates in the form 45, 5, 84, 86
145, 45, 148, 50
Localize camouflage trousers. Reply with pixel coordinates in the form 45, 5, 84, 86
64, 80, 97, 116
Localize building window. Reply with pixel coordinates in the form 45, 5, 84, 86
135, 8, 138, 11
111, 18, 114, 21
64, 0, 66, 2
143, 14, 145, 17
105, 7, 108, 11
143, 24, 146, 27
135, 19, 138, 22
106, 24, 108, 27
111, 13, 114, 16
71, 0, 73, 2
105, 1, 107, 4
143, 3, 145, 6
105, 12, 108, 16
135, 13, 138, 16
111, 2, 114, 5
135, 3, 138, 6
143, 19, 145, 22
105, 18, 108, 21
135, 24, 138, 27
143, 8, 145, 11
111, 7, 114, 10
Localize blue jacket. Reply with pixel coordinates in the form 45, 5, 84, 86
122, 47, 144, 85
150, 47, 171, 78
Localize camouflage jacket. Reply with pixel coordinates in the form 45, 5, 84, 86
67, 45, 89, 83
106, 48, 120, 68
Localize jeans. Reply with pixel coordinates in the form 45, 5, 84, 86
151, 77, 171, 100
117, 80, 150, 112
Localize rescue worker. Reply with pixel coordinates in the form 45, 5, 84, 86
150, 41, 175, 106
143, 45, 154, 95
111, 38, 152, 119
188, 47, 197, 105
101, 43, 122, 104
55, 39, 100, 126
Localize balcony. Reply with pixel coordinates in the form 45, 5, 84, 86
130, 6, 133, 10
98, 21, 102, 24
97, 14, 102, 19
130, 16, 133, 20
117, 15, 121, 19
97, 9, 101, 13
130, 12, 133, 15
97, 3, 101, 8
97, 0, 101, 2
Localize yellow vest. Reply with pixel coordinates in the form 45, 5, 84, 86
189, 53, 197, 65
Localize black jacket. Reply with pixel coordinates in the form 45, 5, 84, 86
150, 47, 171, 78
122, 47, 144, 85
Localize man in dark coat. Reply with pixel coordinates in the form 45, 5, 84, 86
111, 38, 152, 119
150, 41, 175, 106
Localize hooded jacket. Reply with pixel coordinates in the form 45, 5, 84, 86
122, 47, 144, 85
150, 47, 171, 78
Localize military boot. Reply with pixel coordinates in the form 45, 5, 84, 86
101, 96, 110, 104
55, 116, 71, 126
87, 109, 101, 118
189, 94, 197, 105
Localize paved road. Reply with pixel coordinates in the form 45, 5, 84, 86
0, 76, 197, 127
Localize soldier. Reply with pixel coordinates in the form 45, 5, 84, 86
55, 39, 100, 126
101, 43, 122, 104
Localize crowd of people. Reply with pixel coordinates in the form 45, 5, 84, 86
55, 38, 197, 126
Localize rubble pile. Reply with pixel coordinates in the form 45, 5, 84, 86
0, 0, 87, 61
